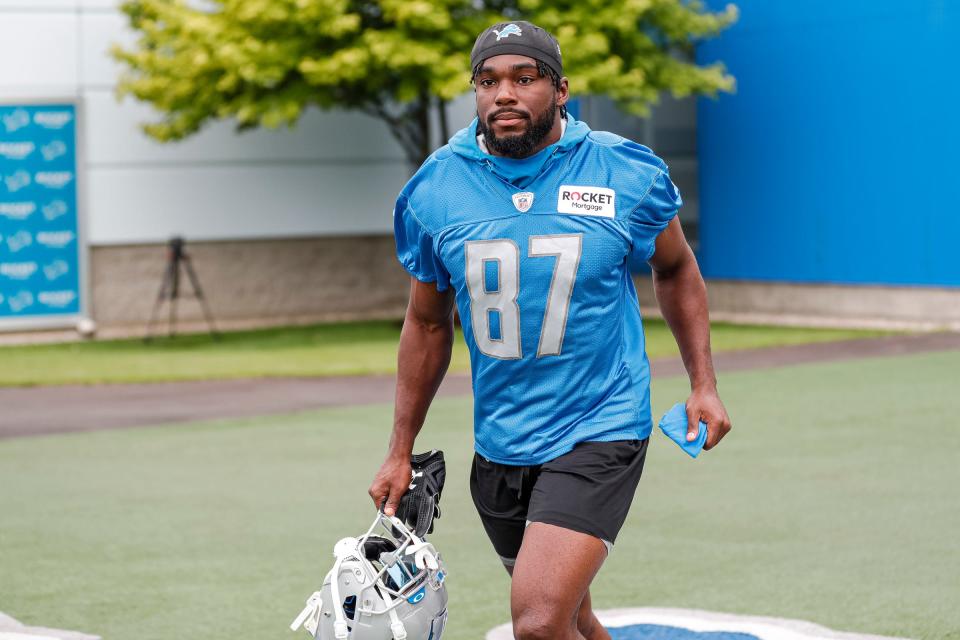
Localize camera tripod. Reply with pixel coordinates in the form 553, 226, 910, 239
144, 236, 219, 340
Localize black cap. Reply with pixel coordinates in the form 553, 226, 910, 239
470, 21, 563, 78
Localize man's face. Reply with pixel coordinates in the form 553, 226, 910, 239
474, 54, 568, 158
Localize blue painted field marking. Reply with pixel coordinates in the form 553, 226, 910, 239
609, 624, 759, 640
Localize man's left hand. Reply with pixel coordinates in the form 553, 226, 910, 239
685, 387, 732, 450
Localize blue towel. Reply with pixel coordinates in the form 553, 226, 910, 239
658, 402, 708, 458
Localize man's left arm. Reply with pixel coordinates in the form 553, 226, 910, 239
649, 217, 732, 450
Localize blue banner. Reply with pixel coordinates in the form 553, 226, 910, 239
0, 103, 82, 321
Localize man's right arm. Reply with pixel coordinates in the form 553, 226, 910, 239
368, 277, 455, 516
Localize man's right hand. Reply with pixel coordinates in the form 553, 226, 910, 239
368, 456, 412, 516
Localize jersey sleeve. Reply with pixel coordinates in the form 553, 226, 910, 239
393, 194, 450, 291
628, 163, 683, 263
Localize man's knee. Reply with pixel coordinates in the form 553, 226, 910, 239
512, 608, 576, 640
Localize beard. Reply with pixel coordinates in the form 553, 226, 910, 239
478, 97, 558, 158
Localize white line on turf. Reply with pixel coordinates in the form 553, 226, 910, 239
485, 608, 912, 640
0, 612, 100, 640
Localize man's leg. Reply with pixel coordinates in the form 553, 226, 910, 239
505, 563, 609, 639
576, 589, 611, 640
510, 522, 612, 640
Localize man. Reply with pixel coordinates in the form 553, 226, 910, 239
369, 20, 732, 640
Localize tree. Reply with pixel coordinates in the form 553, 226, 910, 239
113, 0, 737, 169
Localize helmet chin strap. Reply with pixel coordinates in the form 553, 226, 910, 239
289, 591, 323, 635
328, 534, 365, 640
377, 587, 408, 640
328, 556, 350, 639
329, 552, 408, 640
389, 607, 407, 639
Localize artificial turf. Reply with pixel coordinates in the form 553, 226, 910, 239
0, 318, 889, 386
1, 350, 957, 640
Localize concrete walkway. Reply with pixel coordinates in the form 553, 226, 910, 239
1, 332, 958, 439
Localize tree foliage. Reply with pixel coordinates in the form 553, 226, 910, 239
113, 0, 737, 168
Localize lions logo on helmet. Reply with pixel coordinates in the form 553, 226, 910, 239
291, 512, 448, 640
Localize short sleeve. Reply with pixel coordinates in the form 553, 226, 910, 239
629, 166, 683, 263
393, 195, 450, 291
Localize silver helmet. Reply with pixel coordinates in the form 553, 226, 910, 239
291, 512, 448, 640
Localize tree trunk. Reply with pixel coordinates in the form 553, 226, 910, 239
416, 88, 431, 165
370, 93, 436, 174
438, 97, 449, 147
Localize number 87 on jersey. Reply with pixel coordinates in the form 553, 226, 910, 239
465, 234, 582, 360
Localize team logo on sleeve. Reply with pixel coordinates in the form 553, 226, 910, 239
512, 192, 535, 212
557, 185, 616, 218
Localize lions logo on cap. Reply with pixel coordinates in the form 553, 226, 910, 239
493, 24, 522, 40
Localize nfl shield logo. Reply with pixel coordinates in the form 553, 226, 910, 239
512, 192, 534, 212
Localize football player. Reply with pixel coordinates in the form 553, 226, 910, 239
369, 20, 732, 640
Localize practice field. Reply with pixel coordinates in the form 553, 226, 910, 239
0, 319, 888, 386
1, 350, 958, 640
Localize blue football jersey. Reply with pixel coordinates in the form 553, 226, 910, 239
394, 117, 681, 465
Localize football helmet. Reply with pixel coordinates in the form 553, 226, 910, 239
291, 511, 448, 639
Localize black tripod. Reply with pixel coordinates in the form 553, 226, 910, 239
144, 236, 219, 340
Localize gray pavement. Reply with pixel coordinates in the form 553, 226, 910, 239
0, 374, 472, 439
1, 332, 958, 439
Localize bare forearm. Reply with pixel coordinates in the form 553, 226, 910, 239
653, 253, 716, 391
647, 220, 731, 448
388, 313, 454, 459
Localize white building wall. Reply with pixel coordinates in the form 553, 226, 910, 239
0, 0, 412, 245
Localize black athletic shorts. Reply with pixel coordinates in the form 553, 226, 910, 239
469, 439, 648, 566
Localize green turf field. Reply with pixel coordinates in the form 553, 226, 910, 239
0, 319, 889, 386
2, 350, 957, 640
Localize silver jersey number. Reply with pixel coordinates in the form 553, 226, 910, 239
465, 234, 582, 359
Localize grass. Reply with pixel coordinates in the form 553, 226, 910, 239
1, 350, 958, 640
0, 319, 890, 386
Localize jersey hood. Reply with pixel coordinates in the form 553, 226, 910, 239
448, 116, 591, 188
